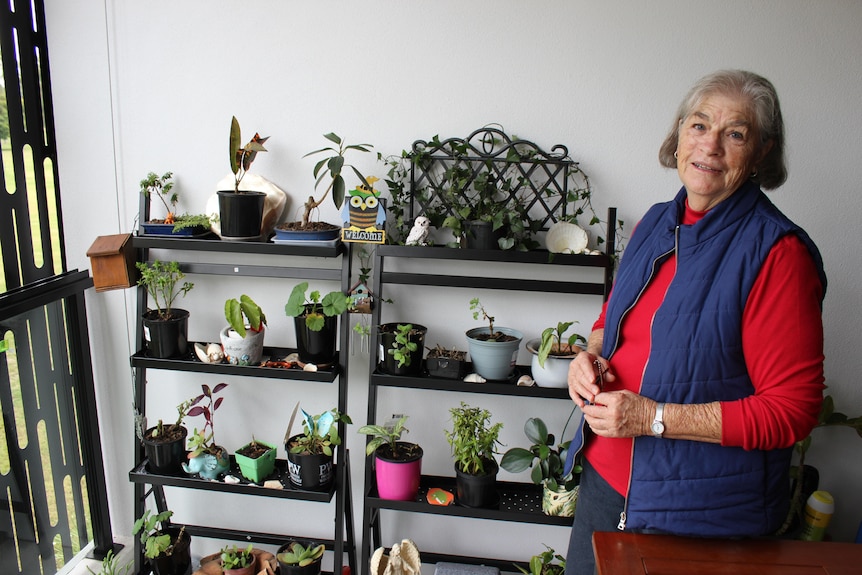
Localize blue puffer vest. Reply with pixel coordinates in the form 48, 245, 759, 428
568, 181, 826, 537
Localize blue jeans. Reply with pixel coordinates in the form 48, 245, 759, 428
565, 459, 625, 575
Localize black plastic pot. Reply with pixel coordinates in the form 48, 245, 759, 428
426, 356, 466, 379
294, 308, 338, 366
454, 459, 499, 508
149, 527, 192, 575
285, 434, 334, 491
378, 323, 427, 376
142, 309, 190, 359
276, 540, 323, 575
217, 190, 265, 239
464, 220, 503, 250
142, 425, 188, 475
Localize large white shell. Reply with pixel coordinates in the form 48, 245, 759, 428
463, 373, 486, 383
546, 221, 588, 254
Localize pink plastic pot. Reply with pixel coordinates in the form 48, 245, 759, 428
374, 442, 423, 501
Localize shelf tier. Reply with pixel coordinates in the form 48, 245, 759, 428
366, 474, 572, 526
370, 366, 570, 399
132, 234, 346, 258
131, 344, 340, 382
129, 457, 338, 503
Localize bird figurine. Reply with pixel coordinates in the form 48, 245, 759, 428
404, 216, 430, 246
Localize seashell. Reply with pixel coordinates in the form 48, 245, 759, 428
463, 373, 486, 383
517, 375, 535, 387
223, 474, 241, 484
194, 342, 208, 362
302, 363, 318, 372
284, 352, 300, 363
546, 221, 589, 254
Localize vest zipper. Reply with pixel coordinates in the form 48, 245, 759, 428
613, 226, 680, 532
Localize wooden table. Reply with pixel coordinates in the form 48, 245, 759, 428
593, 531, 862, 575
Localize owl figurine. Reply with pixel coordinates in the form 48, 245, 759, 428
405, 216, 430, 246
342, 177, 386, 230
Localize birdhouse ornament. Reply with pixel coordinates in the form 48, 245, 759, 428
341, 176, 386, 244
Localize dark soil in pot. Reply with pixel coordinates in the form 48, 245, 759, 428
149, 527, 191, 575
142, 424, 188, 475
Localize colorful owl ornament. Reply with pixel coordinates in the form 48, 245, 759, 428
341, 176, 386, 244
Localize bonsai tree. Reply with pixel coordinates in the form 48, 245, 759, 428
225, 294, 267, 338
469, 297, 518, 343
86, 549, 132, 575
515, 545, 566, 575
500, 416, 580, 492
445, 402, 503, 475
132, 509, 186, 562
537, 321, 586, 368
287, 407, 352, 456
295, 132, 373, 229
185, 383, 227, 458
358, 415, 421, 459
220, 544, 254, 570
277, 541, 325, 567
139, 171, 212, 232
284, 281, 349, 331
228, 116, 269, 193
136, 260, 194, 320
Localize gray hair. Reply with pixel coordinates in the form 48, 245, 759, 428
658, 70, 787, 189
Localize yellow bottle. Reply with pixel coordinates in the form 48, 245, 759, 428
800, 490, 834, 541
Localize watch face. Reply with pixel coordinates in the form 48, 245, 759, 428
651, 421, 665, 436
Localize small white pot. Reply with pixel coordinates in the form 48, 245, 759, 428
526, 338, 579, 388
219, 325, 265, 365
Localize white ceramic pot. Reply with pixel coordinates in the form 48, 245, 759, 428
526, 338, 578, 388
219, 325, 265, 365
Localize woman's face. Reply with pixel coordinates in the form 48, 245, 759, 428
676, 93, 770, 211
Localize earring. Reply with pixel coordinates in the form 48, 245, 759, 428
750, 168, 758, 178
673, 151, 678, 159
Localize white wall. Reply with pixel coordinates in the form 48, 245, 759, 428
44, 0, 862, 563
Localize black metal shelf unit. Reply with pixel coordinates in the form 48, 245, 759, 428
129, 224, 356, 575
361, 239, 615, 573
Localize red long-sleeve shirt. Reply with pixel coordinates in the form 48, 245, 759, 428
585, 202, 825, 497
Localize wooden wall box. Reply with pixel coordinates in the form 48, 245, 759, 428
86, 233, 137, 292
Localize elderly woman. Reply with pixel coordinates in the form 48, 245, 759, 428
564, 70, 827, 575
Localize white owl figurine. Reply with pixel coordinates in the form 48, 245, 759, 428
405, 216, 430, 246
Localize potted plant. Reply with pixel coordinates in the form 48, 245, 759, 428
465, 298, 523, 381
218, 544, 255, 575
525, 321, 586, 388
137, 396, 195, 475
377, 323, 428, 376
275, 132, 372, 241
284, 282, 349, 366
132, 509, 192, 575
501, 416, 581, 517
276, 540, 326, 575
86, 548, 132, 575
358, 415, 424, 501
234, 437, 277, 483
284, 405, 352, 491
220, 294, 267, 365
445, 402, 503, 508
514, 545, 566, 575
182, 383, 230, 479
425, 344, 468, 379
136, 260, 194, 359
139, 171, 211, 236
217, 116, 270, 240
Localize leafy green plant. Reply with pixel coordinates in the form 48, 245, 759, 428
514, 544, 566, 575
139, 396, 195, 443
277, 541, 326, 567
500, 416, 580, 491
186, 383, 227, 457
140, 171, 177, 222
220, 544, 254, 569
224, 294, 267, 338
297, 132, 373, 228
228, 116, 269, 193
386, 323, 421, 368
136, 260, 194, 320
445, 402, 503, 475
86, 549, 132, 575
287, 407, 352, 456
537, 321, 586, 368
358, 415, 421, 459
284, 281, 349, 331
132, 509, 186, 560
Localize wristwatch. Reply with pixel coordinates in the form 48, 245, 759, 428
651, 403, 665, 438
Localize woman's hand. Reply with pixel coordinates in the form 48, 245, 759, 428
581, 390, 653, 438
567, 351, 615, 408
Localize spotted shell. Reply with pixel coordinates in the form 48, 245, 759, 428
546, 221, 589, 254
